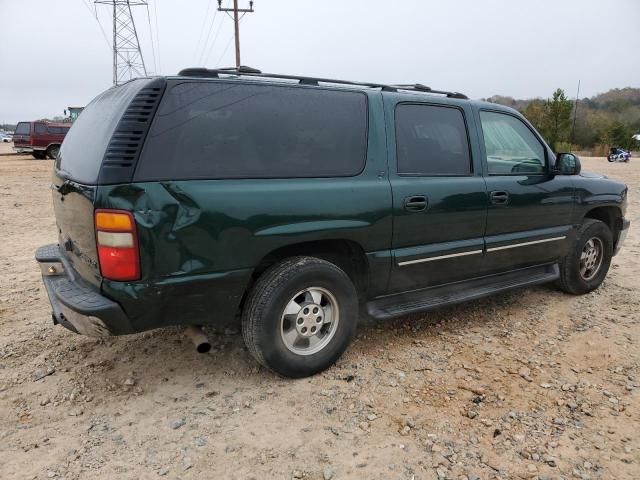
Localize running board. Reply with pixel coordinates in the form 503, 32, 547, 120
367, 263, 559, 320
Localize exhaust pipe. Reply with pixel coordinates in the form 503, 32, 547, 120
185, 325, 211, 353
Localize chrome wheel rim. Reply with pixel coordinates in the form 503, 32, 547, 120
579, 237, 604, 281
49, 146, 59, 159
280, 287, 339, 356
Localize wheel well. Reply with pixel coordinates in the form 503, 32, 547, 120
251, 240, 369, 297
584, 206, 622, 242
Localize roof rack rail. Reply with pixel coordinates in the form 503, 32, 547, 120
392, 84, 468, 99
176, 67, 468, 99
177, 66, 398, 91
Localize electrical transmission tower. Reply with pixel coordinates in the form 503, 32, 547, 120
217, 0, 254, 68
95, 0, 148, 85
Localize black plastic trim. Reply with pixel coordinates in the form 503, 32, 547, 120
98, 77, 167, 185
367, 263, 559, 320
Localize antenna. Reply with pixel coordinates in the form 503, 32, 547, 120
95, 0, 148, 85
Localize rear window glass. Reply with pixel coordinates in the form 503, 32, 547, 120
57, 79, 151, 184
47, 126, 70, 135
395, 104, 471, 176
135, 81, 368, 180
34, 123, 46, 134
15, 122, 30, 135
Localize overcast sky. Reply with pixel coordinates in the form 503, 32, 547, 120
1, 0, 639, 124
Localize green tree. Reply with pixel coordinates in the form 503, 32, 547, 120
521, 99, 546, 133
542, 88, 573, 150
606, 121, 635, 149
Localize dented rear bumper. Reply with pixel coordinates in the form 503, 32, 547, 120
35, 244, 130, 336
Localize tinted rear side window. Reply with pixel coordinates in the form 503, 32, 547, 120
15, 122, 30, 135
57, 78, 151, 184
47, 126, 70, 135
136, 81, 368, 180
395, 104, 471, 175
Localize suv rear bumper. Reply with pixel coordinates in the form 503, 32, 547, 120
35, 244, 129, 336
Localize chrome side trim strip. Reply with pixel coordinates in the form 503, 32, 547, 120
486, 236, 566, 252
398, 249, 483, 266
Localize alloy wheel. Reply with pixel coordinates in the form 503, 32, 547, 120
579, 237, 604, 281
280, 287, 339, 355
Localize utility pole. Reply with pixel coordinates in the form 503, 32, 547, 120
571, 79, 581, 145
95, 0, 148, 85
217, 0, 254, 68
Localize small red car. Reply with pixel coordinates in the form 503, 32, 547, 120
13, 121, 70, 159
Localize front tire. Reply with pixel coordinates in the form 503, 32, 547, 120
32, 151, 46, 159
557, 219, 613, 294
242, 256, 358, 378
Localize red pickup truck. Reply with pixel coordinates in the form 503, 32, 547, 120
13, 121, 70, 159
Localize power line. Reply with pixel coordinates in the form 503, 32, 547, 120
194, 0, 213, 64
145, 2, 157, 73
152, 0, 161, 73
197, 7, 220, 65
217, 0, 254, 68
215, 33, 235, 67
214, 13, 246, 67
203, 14, 225, 66
80, 0, 111, 50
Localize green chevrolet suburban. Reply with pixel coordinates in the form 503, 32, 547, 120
36, 67, 630, 378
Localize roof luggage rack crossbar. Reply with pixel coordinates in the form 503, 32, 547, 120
177, 66, 468, 99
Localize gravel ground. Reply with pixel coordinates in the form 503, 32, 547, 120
0, 146, 638, 480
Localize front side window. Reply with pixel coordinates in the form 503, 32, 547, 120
480, 111, 546, 175
395, 104, 471, 176
136, 81, 368, 180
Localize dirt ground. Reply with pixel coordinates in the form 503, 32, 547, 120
0, 143, 638, 480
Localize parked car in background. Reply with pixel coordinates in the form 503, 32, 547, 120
13, 121, 70, 159
0, 133, 12, 143
36, 68, 630, 378
608, 147, 631, 162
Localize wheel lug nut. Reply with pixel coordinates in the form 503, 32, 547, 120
316, 317, 322, 323
311, 327, 316, 333
301, 327, 307, 333
313, 307, 319, 314
297, 318, 303, 325
303, 308, 309, 314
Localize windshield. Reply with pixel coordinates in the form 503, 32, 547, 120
15, 122, 30, 135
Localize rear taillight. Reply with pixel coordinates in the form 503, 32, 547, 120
95, 209, 140, 281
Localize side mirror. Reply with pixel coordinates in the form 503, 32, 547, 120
552, 152, 581, 175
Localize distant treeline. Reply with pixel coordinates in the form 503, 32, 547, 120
486, 87, 640, 152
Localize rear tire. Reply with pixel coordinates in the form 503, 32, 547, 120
242, 256, 358, 378
46, 144, 60, 160
32, 151, 46, 159
557, 219, 613, 295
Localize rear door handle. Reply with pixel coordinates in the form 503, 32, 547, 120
404, 195, 428, 212
490, 190, 510, 205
